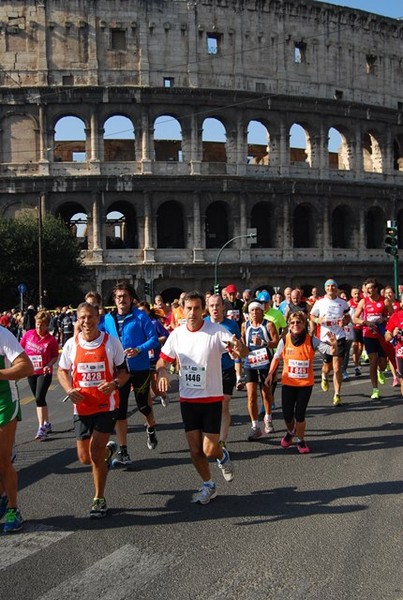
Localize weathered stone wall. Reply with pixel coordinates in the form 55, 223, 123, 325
0, 0, 402, 302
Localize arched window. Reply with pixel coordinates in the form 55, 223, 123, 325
106, 201, 137, 249
153, 115, 183, 161
289, 123, 310, 166
251, 202, 274, 247
103, 115, 135, 161
202, 118, 227, 163
56, 202, 88, 249
332, 205, 352, 248
54, 116, 86, 162
157, 201, 185, 248
363, 132, 383, 173
293, 204, 315, 248
0, 115, 37, 163
366, 207, 385, 248
205, 202, 229, 248
247, 120, 269, 165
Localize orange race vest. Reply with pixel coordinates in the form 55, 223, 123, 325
72, 333, 119, 415
281, 333, 315, 387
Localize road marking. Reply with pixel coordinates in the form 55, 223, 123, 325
37, 543, 177, 600
0, 524, 72, 569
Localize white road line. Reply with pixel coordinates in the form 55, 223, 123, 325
0, 524, 72, 569
37, 544, 177, 600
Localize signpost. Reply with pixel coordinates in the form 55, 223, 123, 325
17, 283, 27, 312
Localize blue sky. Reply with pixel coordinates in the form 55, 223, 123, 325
314, 0, 402, 18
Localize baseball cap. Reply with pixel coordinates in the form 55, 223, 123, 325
257, 291, 271, 303
226, 284, 237, 294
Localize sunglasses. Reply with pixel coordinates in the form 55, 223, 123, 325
289, 320, 303, 325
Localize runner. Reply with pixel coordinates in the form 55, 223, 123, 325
20, 310, 59, 440
156, 291, 246, 504
58, 302, 129, 518
265, 311, 337, 453
353, 278, 393, 399
310, 279, 350, 406
205, 294, 247, 448
241, 301, 279, 440
0, 327, 33, 533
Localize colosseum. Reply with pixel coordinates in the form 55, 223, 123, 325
1, 0, 403, 301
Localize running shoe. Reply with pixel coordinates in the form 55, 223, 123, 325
112, 448, 132, 467
355, 367, 361, 377
44, 422, 52, 434
264, 415, 275, 434
0, 494, 8, 520
217, 448, 234, 482
321, 374, 329, 392
105, 440, 118, 467
236, 379, 245, 391
247, 426, 262, 441
332, 394, 342, 406
371, 388, 380, 400
3, 508, 23, 533
280, 431, 294, 449
157, 395, 169, 408
35, 426, 47, 441
89, 498, 108, 519
377, 370, 386, 385
146, 427, 158, 450
392, 376, 400, 387
297, 440, 311, 454
342, 370, 349, 382
192, 483, 217, 504
219, 440, 226, 449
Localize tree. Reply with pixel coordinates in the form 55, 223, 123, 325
0, 214, 87, 309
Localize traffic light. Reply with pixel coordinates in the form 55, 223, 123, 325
385, 220, 398, 257
214, 283, 220, 295
144, 282, 150, 295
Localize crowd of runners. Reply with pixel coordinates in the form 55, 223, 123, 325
0, 276, 402, 531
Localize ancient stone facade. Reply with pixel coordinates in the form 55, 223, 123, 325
1, 0, 403, 301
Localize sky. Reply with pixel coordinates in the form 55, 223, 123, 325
314, 0, 403, 18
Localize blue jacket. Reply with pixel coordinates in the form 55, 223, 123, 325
104, 308, 159, 372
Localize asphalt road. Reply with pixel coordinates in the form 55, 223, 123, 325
1, 361, 403, 600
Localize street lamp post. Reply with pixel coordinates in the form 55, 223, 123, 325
214, 232, 257, 291
38, 195, 44, 308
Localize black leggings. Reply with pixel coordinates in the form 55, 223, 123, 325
28, 373, 53, 407
281, 384, 312, 424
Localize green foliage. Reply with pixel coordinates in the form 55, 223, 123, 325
0, 214, 87, 309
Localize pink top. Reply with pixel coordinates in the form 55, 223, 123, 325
20, 329, 59, 375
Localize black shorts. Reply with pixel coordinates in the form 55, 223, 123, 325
322, 337, 347, 363
73, 410, 118, 441
353, 328, 363, 344
222, 367, 236, 396
180, 401, 222, 433
117, 370, 151, 419
244, 367, 269, 385
363, 337, 386, 357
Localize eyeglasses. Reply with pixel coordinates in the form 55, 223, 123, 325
289, 320, 303, 325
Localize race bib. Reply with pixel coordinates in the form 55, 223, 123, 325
182, 364, 207, 389
227, 309, 240, 321
76, 361, 106, 388
148, 348, 155, 359
287, 359, 309, 379
396, 346, 403, 358
30, 355, 43, 371
247, 348, 269, 368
